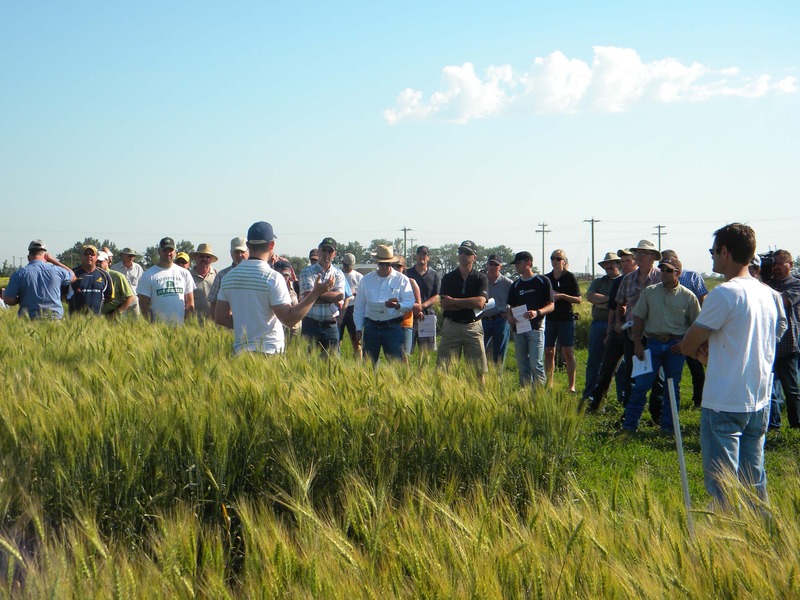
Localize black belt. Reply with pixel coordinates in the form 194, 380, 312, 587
365, 317, 403, 327
483, 313, 503, 321
305, 317, 337, 326
446, 317, 479, 325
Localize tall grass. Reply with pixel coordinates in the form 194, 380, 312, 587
1, 309, 798, 596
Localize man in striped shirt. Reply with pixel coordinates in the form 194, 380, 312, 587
214, 222, 332, 355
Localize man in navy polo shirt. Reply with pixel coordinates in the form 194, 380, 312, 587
69, 244, 113, 315
437, 240, 489, 383
3, 239, 76, 319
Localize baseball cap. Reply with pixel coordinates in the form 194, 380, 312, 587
175, 252, 190, 264
658, 256, 682, 272
28, 240, 47, 252
309, 248, 320, 259
247, 221, 276, 244
230, 237, 247, 252
319, 237, 337, 251
458, 240, 478, 255
416, 245, 430, 255
82, 244, 98, 255
273, 259, 292, 273
159, 237, 175, 250
487, 254, 503, 266
750, 255, 761, 268
96, 251, 110, 262
513, 251, 533, 263
342, 253, 356, 265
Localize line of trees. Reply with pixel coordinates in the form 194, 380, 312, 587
22, 237, 523, 277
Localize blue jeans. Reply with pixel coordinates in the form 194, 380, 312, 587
700, 407, 769, 505
514, 328, 545, 387
482, 316, 510, 365
401, 327, 413, 357
301, 317, 340, 354
622, 338, 685, 431
362, 319, 404, 364
582, 320, 607, 399
769, 380, 783, 429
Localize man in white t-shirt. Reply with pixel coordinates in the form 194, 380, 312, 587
681, 223, 786, 505
138, 237, 196, 324
214, 221, 334, 355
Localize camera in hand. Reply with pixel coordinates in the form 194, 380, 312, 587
758, 250, 776, 284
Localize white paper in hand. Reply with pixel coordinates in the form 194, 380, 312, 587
631, 349, 653, 378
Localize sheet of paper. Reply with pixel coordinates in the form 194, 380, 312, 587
511, 305, 531, 333
418, 314, 437, 338
631, 349, 653, 378
366, 301, 392, 321
474, 297, 495, 317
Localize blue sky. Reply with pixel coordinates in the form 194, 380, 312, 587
1, 1, 798, 274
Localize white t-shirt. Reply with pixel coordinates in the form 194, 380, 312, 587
217, 259, 291, 355
343, 269, 363, 296
695, 276, 783, 412
138, 264, 196, 324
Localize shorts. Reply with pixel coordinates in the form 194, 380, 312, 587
544, 318, 575, 348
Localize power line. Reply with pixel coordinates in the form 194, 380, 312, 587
584, 218, 601, 277
653, 224, 667, 251
535, 222, 551, 271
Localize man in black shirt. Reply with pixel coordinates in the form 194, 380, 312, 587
437, 240, 489, 383
507, 251, 554, 387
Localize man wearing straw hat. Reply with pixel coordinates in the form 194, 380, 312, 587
189, 243, 219, 320
353, 245, 415, 365
620, 256, 700, 433
111, 247, 144, 316
582, 251, 621, 401
585, 249, 636, 412
615, 239, 663, 419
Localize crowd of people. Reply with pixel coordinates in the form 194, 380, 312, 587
1, 221, 797, 506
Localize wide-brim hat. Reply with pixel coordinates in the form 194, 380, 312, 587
373, 244, 399, 263
632, 240, 661, 258
190, 243, 218, 263
121, 247, 139, 256
598, 251, 621, 266
229, 237, 247, 252
617, 248, 634, 257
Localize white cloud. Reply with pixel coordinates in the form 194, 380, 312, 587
385, 46, 796, 124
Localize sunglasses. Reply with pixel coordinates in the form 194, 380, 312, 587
658, 266, 677, 273
551, 257, 564, 261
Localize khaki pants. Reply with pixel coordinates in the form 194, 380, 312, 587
437, 319, 488, 374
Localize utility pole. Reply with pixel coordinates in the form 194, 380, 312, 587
401, 226, 412, 262
408, 238, 416, 262
535, 222, 551, 271
584, 217, 601, 277
653, 224, 667, 251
